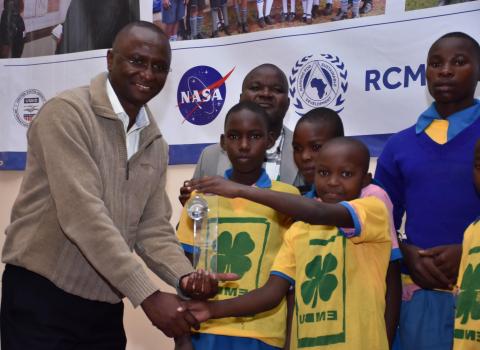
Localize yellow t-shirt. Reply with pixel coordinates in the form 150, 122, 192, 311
177, 181, 299, 348
271, 196, 391, 350
454, 219, 480, 350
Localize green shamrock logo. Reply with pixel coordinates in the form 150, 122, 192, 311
213, 230, 255, 278
456, 263, 480, 324
301, 253, 338, 308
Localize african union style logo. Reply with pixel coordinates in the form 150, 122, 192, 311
13, 89, 46, 127
177, 65, 235, 125
289, 54, 348, 116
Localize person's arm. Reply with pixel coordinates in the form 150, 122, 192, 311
191, 176, 354, 227
187, 275, 291, 322
384, 261, 401, 349
283, 288, 294, 350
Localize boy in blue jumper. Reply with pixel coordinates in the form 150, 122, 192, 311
374, 32, 480, 350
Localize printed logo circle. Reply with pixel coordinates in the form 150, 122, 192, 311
177, 65, 228, 125
13, 89, 46, 127
289, 54, 348, 116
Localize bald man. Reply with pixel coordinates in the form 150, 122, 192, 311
1, 21, 226, 349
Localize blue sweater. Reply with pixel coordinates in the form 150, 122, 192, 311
375, 112, 480, 249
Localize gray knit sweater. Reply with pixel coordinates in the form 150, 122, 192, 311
2, 73, 193, 307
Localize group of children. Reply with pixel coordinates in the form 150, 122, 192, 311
174, 31, 480, 350
153, 0, 374, 41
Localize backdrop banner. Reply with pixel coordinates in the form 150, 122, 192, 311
0, 0, 479, 170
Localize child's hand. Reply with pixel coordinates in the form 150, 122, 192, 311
179, 180, 193, 206
401, 243, 452, 290
180, 269, 239, 300
163, 0, 171, 9
418, 244, 461, 287
191, 176, 242, 198
185, 299, 212, 322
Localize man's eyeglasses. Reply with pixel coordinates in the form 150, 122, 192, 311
113, 51, 171, 75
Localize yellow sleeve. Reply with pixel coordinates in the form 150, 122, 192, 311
341, 197, 391, 244
270, 222, 303, 285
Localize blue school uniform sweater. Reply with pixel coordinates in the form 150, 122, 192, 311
375, 105, 480, 250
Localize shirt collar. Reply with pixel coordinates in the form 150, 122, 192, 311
266, 127, 285, 158
106, 78, 150, 133
415, 99, 480, 141
304, 185, 317, 198
224, 168, 272, 189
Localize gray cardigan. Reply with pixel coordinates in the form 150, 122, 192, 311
2, 73, 193, 307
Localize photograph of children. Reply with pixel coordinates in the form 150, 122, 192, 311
153, 0, 386, 41
405, 0, 478, 11
0, 0, 139, 59
0, 0, 25, 58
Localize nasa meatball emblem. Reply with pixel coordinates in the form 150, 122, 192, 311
177, 65, 234, 125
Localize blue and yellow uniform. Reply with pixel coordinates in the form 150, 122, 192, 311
454, 219, 480, 350
271, 196, 391, 350
177, 169, 299, 350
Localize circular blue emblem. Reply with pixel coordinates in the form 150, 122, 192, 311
289, 54, 348, 116
177, 65, 227, 125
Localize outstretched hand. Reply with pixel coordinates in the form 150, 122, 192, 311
190, 176, 243, 198
180, 269, 239, 300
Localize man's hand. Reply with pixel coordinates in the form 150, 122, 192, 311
190, 176, 242, 198
180, 270, 239, 300
179, 180, 193, 206
141, 291, 199, 338
185, 299, 213, 323
401, 243, 452, 290
418, 244, 462, 286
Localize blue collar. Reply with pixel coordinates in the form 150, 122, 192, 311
304, 185, 317, 198
224, 168, 272, 189
415, 99, 480, 141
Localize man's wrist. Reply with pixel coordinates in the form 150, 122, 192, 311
176, 273, 192, 300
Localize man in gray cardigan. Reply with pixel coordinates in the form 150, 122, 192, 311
179, 64, 302, 205
1, 21, 232, 350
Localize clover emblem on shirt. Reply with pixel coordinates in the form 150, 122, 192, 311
213, 230, 255, 278
456, 263, 480, 324
301, 253, 338, 308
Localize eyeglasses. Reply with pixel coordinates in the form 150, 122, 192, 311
112, 51, 172, 75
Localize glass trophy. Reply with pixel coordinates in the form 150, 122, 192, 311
186, 194, 219, 273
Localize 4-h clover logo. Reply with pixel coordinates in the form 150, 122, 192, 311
301, 253, 338, 308
213, 230, 255, 278
456, 263, 480, 324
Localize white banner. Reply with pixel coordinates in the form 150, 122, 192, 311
0, 0, 479, 169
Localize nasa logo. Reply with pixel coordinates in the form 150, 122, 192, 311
289, 54, 348, 115
13, 89, 46, 127
177, 65, 234, 125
